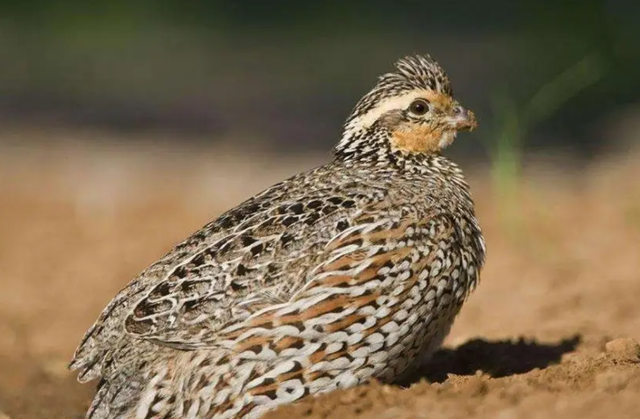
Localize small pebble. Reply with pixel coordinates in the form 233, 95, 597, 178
561, 352, 586, 364
604, 338, 640, 362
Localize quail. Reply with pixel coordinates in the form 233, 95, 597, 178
70, 54, 486, 419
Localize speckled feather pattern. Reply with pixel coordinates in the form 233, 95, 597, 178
70, 55, 486, 419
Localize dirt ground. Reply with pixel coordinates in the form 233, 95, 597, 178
1, 132, 639, 419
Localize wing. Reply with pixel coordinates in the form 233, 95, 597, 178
69, 175, 390, 381
212, 207, 485, 393
122, 196, 377, 347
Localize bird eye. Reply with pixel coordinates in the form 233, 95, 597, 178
409, 99, 430, 116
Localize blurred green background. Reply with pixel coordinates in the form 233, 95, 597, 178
0, 0, 637, 161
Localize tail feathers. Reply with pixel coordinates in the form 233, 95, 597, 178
82, 347, 259, 419
86, 365, 147, 419
72, 337, 134, 385
84, 349, 180, 419
87, 380, 111, 419
70, 294, 133, 383
71, 265, 168, 382
74, 354, 105, 384
70, 323, 112, 383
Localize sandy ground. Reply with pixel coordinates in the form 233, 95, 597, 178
0, 134, 639, 419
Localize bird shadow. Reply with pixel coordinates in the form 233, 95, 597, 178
398, 335, 581, 386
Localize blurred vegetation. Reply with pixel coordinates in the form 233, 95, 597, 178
487, 52, 608, 232
0, 0, 636, 157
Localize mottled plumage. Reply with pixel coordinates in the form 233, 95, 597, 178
71, 54, 486, 419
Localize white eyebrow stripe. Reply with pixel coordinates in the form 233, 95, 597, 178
343, 91, 424, 138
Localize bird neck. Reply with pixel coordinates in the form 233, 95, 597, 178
333, 125, 453, 174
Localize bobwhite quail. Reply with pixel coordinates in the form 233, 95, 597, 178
70, 54, 486, 419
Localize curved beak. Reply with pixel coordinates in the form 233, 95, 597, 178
448, 105, 477, 131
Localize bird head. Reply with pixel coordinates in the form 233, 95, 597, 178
338, 55, 476, 156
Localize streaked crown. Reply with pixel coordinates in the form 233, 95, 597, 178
343, 55, 452, 132
336, 54, 475, 157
